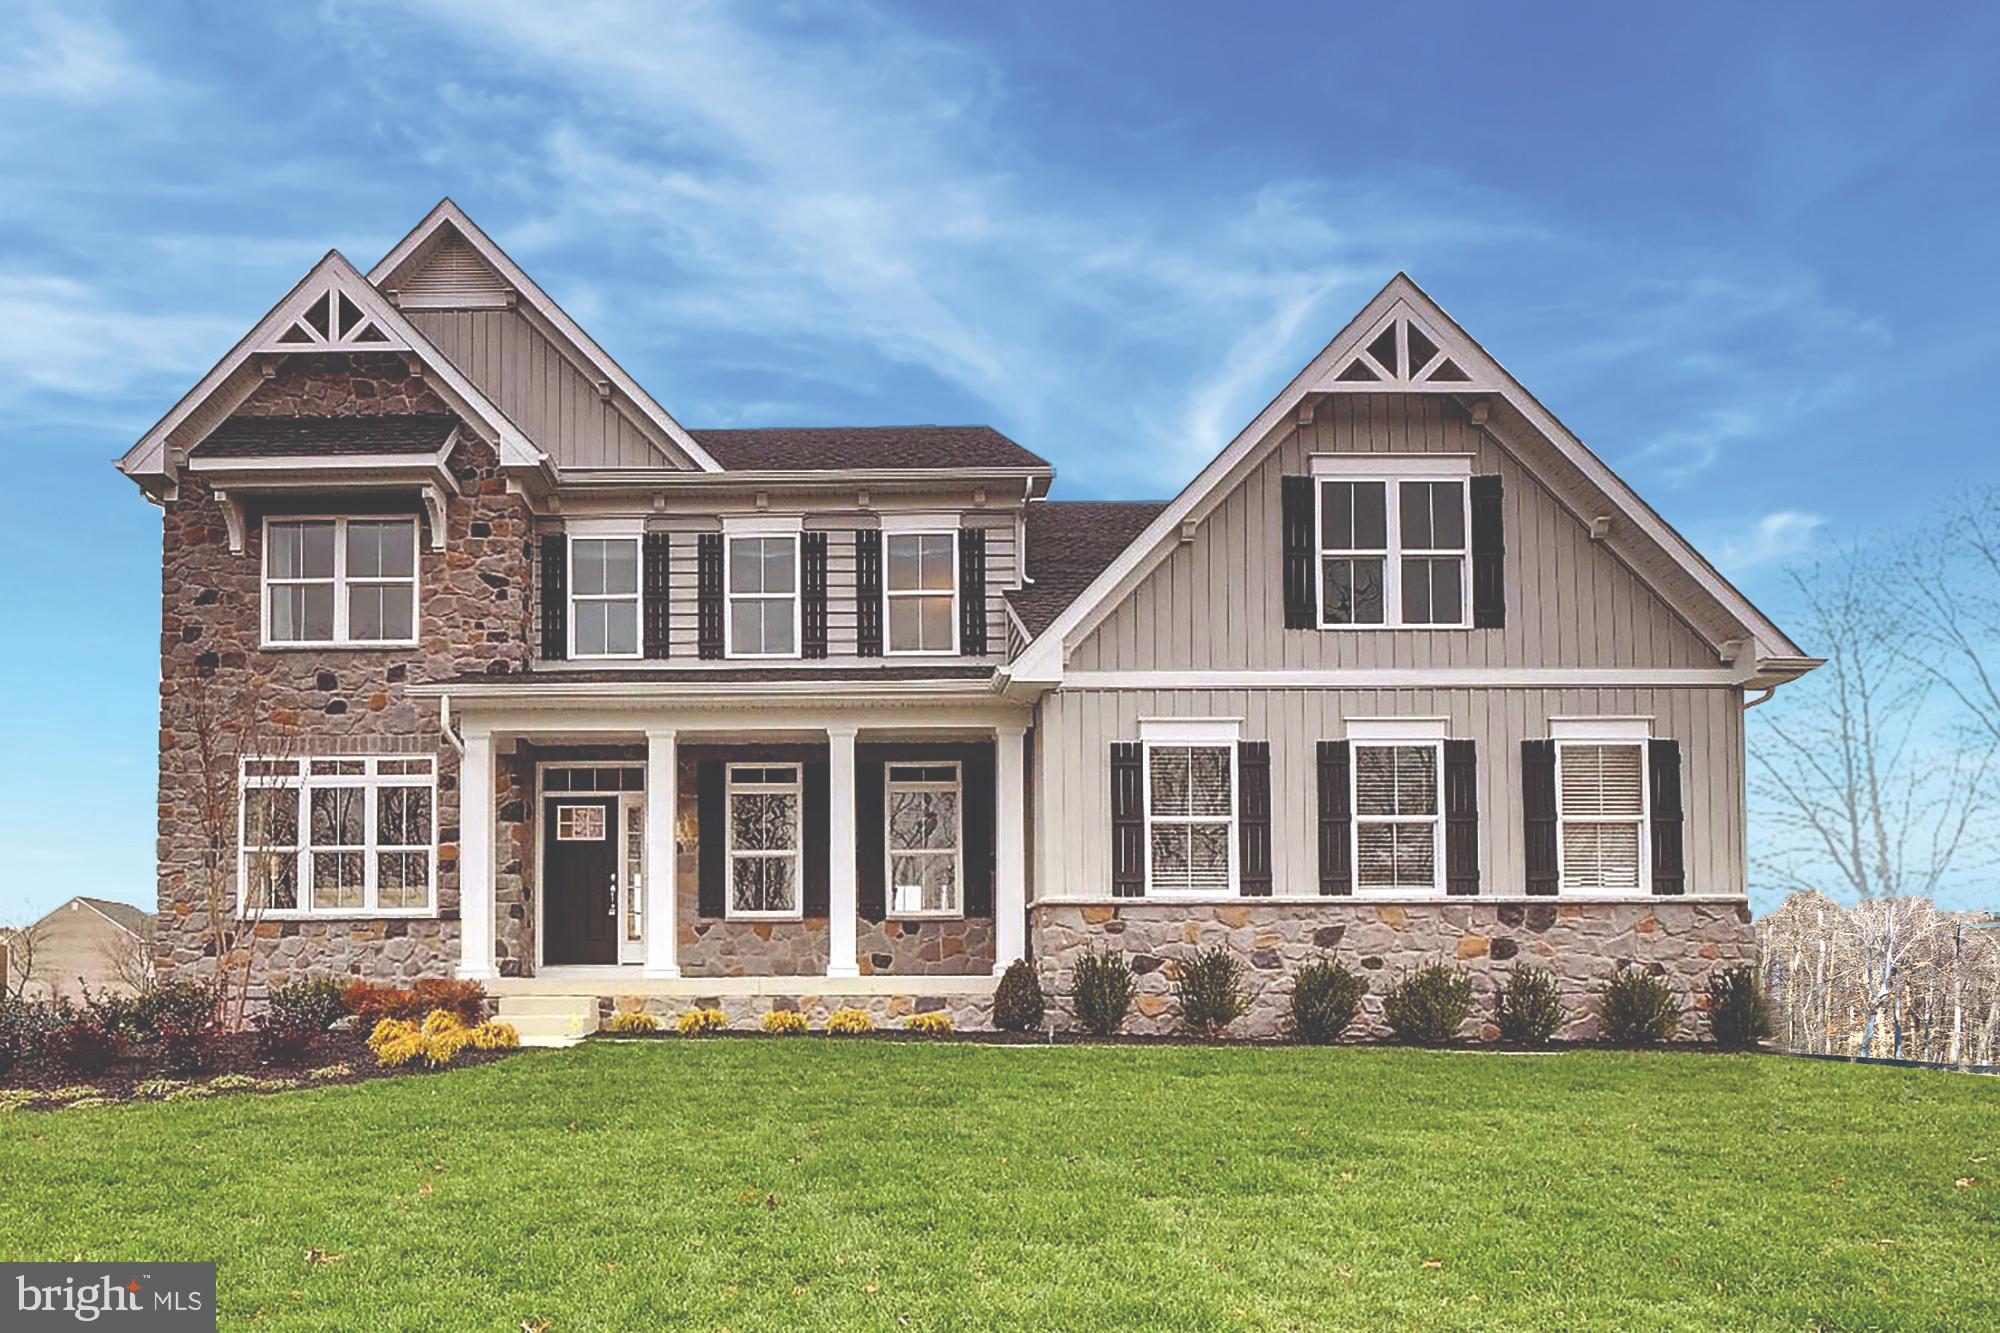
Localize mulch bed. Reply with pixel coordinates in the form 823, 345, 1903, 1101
1, 1032, 521, 1112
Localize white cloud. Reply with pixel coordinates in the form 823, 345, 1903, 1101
0, 274, 240, 399
0, 4, 167, 104
1707, 510, 1827, 573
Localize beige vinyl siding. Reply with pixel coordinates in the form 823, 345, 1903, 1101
1031, 686, 1744, 899
407, 308, 694, 470
1069, 395, 1719, 671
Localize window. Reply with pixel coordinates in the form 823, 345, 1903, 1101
1557, 742, 1648, 892
1314, 462, 1469, 628
623, 792, 646, 943
885, 532, 957, 654
886, 762, 961, 915
570, 536, 640, 658
238, 756, 436, 914
727, 536, 799, 657
1353, 743, 1441, 894
264, 518, 417, 646
1145, 744, 1235, 894
727, 764, 801, 916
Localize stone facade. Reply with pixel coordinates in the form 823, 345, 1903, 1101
154, 361, 535, 991
1030, 899, 1757, 1039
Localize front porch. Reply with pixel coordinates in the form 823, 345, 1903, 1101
423, 680, 1030, 1000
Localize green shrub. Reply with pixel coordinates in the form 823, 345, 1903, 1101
1383, 964, 1473, 1045
992, 959, 1046, 1032
45, 1014, 125, 1076
256, 978, 347, 1065
1287, 957, 1364, 1044
1705, 966, 1772, 1050
1071, 949, 1136, 1037
0, 998, 64, 1075
146, 981, 223, 1074
1494, 966, 1567, 1046
1601, 969, 1682, 1046
1175, 947, 1251, 1037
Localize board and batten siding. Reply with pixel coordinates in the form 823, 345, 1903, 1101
1030, 686, 1745, 900
1068, 394, 1720, 672
407, 308, 691, 470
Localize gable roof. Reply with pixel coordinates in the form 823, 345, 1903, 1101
369, 200, 722, 473
195, 413, 458, 458
73, 897, 153, 938
1010, 500, 1170, 636
689, 425, 1049, 474
1007, 274, 1814, 686
118, 250, 546, 490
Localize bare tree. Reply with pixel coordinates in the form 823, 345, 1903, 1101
98, 925, 157, 996
2, 918, 48, 1001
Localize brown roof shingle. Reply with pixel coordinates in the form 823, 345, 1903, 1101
1009, 500, 1169, 637
689, 425, 1048, 473
196, 413, 458, 458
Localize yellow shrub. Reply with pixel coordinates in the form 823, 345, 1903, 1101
903, 1011, 954, 1036
675, 1007, 729, 1035
420, 1009, 465, 1038
469, 1021, 521, 1050
606, 1011, 661, 1035
368, 1018, 425, 1069
425, 1024, 473, 1067
825, 1007, 875, 1035
760, 1009, 809, 1035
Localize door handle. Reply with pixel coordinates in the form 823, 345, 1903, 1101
609, 875, 619, 914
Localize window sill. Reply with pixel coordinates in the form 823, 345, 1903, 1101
242, 908, 439, 921
724, 912, 806, 923
885, 911, 965, 923
260, 641, 421, 652
1312, 624, 1472, 633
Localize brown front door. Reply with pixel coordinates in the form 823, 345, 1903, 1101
544, 795, 619, 965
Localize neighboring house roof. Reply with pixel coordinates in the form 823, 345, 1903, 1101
195, 413, 458, 458
687, 426, 1050, 474
1009, 500, 1171, 637
368, 199, 723, 473
73, 898, 152, 939
1008, 273, 1817, 686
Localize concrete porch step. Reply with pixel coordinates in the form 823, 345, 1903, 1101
496, 994, 597, 1048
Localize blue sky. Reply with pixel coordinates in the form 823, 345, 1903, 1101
2, 2, 1995, 922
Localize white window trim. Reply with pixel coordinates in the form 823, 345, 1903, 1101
884, 760, 965, 919
725, 762, 804, 919
237, 755, 437, 918
1345, 716, 1451, 742
567, 530, 644, 661
261, 515, 420, 649
1350, 739, 1444, 897
723, 533, 804, 660
1554, 737, 1653, 896
1310, 455, 1473, 631
1140, 732, 1240, 898
882, 528, 959, 657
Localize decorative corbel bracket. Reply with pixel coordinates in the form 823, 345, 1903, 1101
213, 488, 248, 554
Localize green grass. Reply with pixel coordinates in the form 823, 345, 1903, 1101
2, 1044, 1995, 1330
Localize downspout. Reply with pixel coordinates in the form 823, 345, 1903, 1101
439, 693, 464, 755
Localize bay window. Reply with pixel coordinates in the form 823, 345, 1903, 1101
264, 517, 417, 646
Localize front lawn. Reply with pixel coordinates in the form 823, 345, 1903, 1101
2, 1044, 1993, 1329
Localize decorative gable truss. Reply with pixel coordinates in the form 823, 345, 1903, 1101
259, 282, 407, 352
1319, 301, 1502, 392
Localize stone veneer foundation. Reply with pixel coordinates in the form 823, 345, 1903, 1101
1030, 899, 1757, 1040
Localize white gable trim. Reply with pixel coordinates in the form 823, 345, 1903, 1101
1009, 274, 1806, 684
119, 251, 547, 485
369, 200, 723, 473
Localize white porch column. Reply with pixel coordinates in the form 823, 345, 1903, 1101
456, 726, 496, 981
643, 727, 681, 978
993, 724, 1028, 974
826, 724, 861, 978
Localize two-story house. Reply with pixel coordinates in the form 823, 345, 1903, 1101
118, 201, 1816, 1039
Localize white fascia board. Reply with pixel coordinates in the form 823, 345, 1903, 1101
1010, 272, 1808, 682
369, 200, 724, 473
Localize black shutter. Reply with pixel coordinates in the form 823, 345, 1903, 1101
696, 533, 724, 660
802, 531, 829, 660
1316, 740, 1351, 895
1471, 474, 1505, 629
1110, 742, 1145, 897
538, 534, 567, 660
856, 751, 886, 921
1649, 739, 1686, 896
1282, 475, 1315, 629
802, 758, 830, 915
1237, 741, 1272, 896
855, 530, 883, 657
642, 531, 670, 660
1522, 740, 1558, 896
1444, 739, 1479, 896
961, 745, 995, 916
696, 758, 726, 917
959, 527, 988, 655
